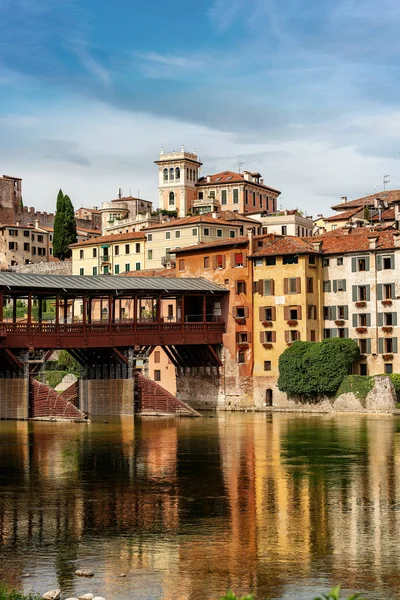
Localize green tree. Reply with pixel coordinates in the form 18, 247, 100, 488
53, 189, 77, 260
364, 206, 370, 221
278, 338, 360, 398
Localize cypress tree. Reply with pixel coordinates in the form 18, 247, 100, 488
53, 190, 77, 260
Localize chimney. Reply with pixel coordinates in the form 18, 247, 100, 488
243, 171, 251, 181
312, 241, 322, 252
16, 221, 20, 227
247, 227, 255, 253
35, 219, 39, 229
341, 196, 347, 203
369, 236, 378, 250
206, 175, 211, 183
260, 178, 264, 184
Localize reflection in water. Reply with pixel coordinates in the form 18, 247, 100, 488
0, 415, 400, 599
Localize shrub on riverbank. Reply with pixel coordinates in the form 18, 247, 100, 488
335, 375, 374, 406
389, 373, 400, 401
0, 585, 41, 600
220, 587, 366, 600
278, 338, 360, 398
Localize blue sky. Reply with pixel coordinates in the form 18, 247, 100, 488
1, 0, 400, 214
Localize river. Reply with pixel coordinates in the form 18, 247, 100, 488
0, 413, 399, 600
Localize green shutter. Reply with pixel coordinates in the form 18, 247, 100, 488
344, 328, 349, 338
331, 306, 337, 320
366, 339, 371, 354
366, 285, 371, 301
352, 314, 358, 327
344, 306, 349, 320
366, 313, 371, 327
377, 255, 382, 271
377, 284, 383, 300
391, 283, 396, 299
378, 313, 383, 326
332, 328, 338, 338
342, 279, 347, 291
378, 338, 384, 354
391, 254, 395, 269
393, 312, 398, 326
352, 257, 357, 272
365, 256, 370, 271
393, 338, 398, 354
333, 280, 337, 293
352, 286, 357, 302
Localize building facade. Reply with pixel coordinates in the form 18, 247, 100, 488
155, 149, 202, 217
0, 224, 50, 269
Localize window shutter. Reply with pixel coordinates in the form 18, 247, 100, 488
342, 279, 347, 291
232, 306, 237, 318
366, 285, 371, 301
231, 252, 236, 267
296, 277, 301, 293
391, 283, 396, 299
243, 254, 247, 267
242, 282, 247, 295
365, 256, 370, 271
247, 331, 252, 343
244, 306, 249, 318
284, 278, 288, 294
393, 312, 398, 326
377, 255, 382, 271
344, 328, 349, 338
259, 331, 265, 343
326, 281, 331, 292
272, 331, 276, 343
297, 305, 302, 320
344, 306, 348, 320
393, 338, 398, 354
352, 314, 358, 327
352, 257, 357, 272
378, 313, 383, 326
377, 284, 383, 300
271, 306, 276, 321
257, 280, 264, 295
259, 306, 265, 321
284, 306, 289, 320
270, 279, 275, 295
331, 306, 337, 320
212, 256, 217, 270
366, 313, 371, 327
333, 280, 337, 293
284, 330, 290, 343
236, 332, 240, 343
331, 328, 338, 338
391, 254, 395, 269
378, 338, 384, 354
366, 338, 371, 354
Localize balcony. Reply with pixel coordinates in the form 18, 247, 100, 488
101, 255, 110, 264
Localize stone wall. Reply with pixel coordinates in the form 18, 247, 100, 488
79, 379, 135, 416
14, 260, 72, 275
0, 378, 29, 419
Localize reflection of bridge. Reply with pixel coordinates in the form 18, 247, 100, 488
0, 273, 229, 419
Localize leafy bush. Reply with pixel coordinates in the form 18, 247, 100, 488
0, 585, 41, 600
389, 373, 400, 401
57, 350, 80, 376
219, 588, 366, 600
335, 375, 374, 402
45, 370, 68, 389
278, 338, 360, 398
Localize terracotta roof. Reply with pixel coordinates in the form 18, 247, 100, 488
216, 210, 260, 224
0, 224, 46, 233
76, 207, 101, 214
250, 236, 318, 257
324, 208, 363, 222
372, 208, 395, 222
69, 231, 145, 248
331, 190, 400, 211
196, 171, 280, 194
143, 213, 242, 231
174, 236, 249, 254
319, 229, 399, 254
109, 196, 152, 205
121, 268, 176, 278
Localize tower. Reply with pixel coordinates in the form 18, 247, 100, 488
155, 146, 203, 217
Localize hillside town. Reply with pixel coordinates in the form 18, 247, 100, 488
1, 148, 400, 409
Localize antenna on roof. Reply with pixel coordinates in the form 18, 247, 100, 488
137, 189, 140, 198
384, 175, 390, 191
238, 162, 244, 174
129, 187, 132, 196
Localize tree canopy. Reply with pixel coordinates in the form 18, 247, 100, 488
52, 189, 77, 260
278, 338, 360, 398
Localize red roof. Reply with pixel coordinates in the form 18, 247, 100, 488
143, 213, 244, 231
196, 171, 280, 194
324, 208, 363, 222
174, 236, 249, 254
121, 268, 176, 278
250, 236, 318, 257
69, 231, 145, 247
372, 208, 395, 222
331, 190, 400, 211
319, 229, 399, 254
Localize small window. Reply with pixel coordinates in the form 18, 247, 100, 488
359, 314, 367, 326
125, 244, 130, 254
23, 230, 30, 237
154, 351, 160, 364
384, 284, 393, 299
93, 266, 98, 275
288, 278, 297, 294
310, 330, 316, 342
135, 243, 141, 253
385, 363, 393, 374
147, 233, 153, 241
359, 286, 367, 301
236, 280, 246, 294
135, 262, 141, 271
148, 249, 153, 260
216, 255, 223, 269
323, 258, 330, 267
283, 256, 298, 265
238, 332, 248, 343
383, 256, 393, 270
307, 278, 313, 293
234, 253, 244, 267
221, 190, 227, 205
360, 363, 367, 376
192, 228, 198, 236
229, 230, 236, 238
385, 313, 393, 326
385, 338, 393, 353
204, 228, 210, 236
93, 248, 97, 258
359, 339, 367, 353
24, 243, 30, 251
337, 257, 343, 266
266, 257, 276, 266
237, 350, 245, 364
125, 264, 130, 272
154, 370, 161, 382
115, 246, 119, 255
323, 281, 331, 292
309, 255, 316, 265
254, 258, 263, 266
115, 264, 120, 274
79, 268, 84, 276
338, 306, 345, 319
175, 231, 181, 239
281, 226, 287, 235
358, 258, 366, 271
217, 229, 223, 237
233, 189, 239, 204
264, 279, 274, 295
264, 361, 272, 371
236, 307, 246, 318
166, 231, 171, 240
103, 265, 109, 274
204, 256, 210, 269
80, 249, 84, 259
38, 235, 43, 243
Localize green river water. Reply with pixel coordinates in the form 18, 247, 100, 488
0, 413, 400, 599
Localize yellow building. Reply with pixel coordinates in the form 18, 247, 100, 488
250, 236, 323, 398
70, 231, 146, 276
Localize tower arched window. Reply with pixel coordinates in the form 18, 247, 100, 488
175, 167, 180, 181
190, 169, 193, 181
163, 168, 168, 181
186, 168, 189, 179
169, 168, 174, 181
169, 192, 175, 205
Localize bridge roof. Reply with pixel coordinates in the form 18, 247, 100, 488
0, 273, 228, 295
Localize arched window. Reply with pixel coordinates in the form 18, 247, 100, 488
175, 167, 180, 180
190, 169, 193, 181
169, 192, 175, 205
193, 168, 197, 182
163, 168, 168, 181
186, 168, 189, 179
169, 168, 174, 181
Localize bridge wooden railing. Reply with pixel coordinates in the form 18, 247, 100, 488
0, 321, 225, 335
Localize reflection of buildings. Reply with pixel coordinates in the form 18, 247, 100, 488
1, 416, 400, 599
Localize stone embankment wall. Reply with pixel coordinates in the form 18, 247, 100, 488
13, 260, 72, 275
